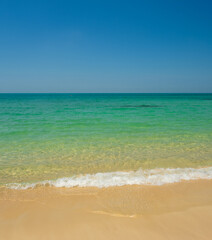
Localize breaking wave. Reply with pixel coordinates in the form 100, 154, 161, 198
7, 167, 212, 190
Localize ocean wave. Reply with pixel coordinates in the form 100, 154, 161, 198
6, 167, 212, 190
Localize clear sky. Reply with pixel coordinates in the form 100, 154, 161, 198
0, 0, 211, 93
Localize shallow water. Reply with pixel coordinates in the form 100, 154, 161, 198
0, 93, 212, 185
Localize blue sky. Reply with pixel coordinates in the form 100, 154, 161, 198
0, 0, 211, 93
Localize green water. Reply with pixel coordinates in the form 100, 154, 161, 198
0, 93, 212, 185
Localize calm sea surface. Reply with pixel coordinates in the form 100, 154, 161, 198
0, 93, 212, 185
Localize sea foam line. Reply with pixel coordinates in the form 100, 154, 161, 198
6, 167, 212, 190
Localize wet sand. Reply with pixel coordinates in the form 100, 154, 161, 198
1, 180, 212, 240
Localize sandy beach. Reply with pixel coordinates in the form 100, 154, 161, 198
1, 179, 212, 240
1, 0, 212, 237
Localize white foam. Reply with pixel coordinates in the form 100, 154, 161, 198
6, 167, 212, 190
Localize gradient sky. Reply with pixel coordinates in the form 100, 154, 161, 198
0, 0, 211, 93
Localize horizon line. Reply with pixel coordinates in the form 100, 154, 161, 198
0, 92, 211, 94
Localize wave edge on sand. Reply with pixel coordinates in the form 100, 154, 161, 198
6, 167, 212, 190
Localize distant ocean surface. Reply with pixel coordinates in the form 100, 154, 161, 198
0, 93, 212, 188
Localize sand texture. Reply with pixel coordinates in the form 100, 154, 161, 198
1, 180, 212, 240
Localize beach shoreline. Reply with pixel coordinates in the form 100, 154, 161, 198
1, 179, 212, 239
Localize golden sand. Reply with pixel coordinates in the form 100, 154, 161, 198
1, 180, 212, 240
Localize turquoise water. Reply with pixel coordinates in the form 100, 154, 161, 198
0, 93, 212, 185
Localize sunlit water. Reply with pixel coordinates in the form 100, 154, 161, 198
0, 93, 211, 186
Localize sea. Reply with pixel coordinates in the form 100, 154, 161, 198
0, 93, 212, 189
